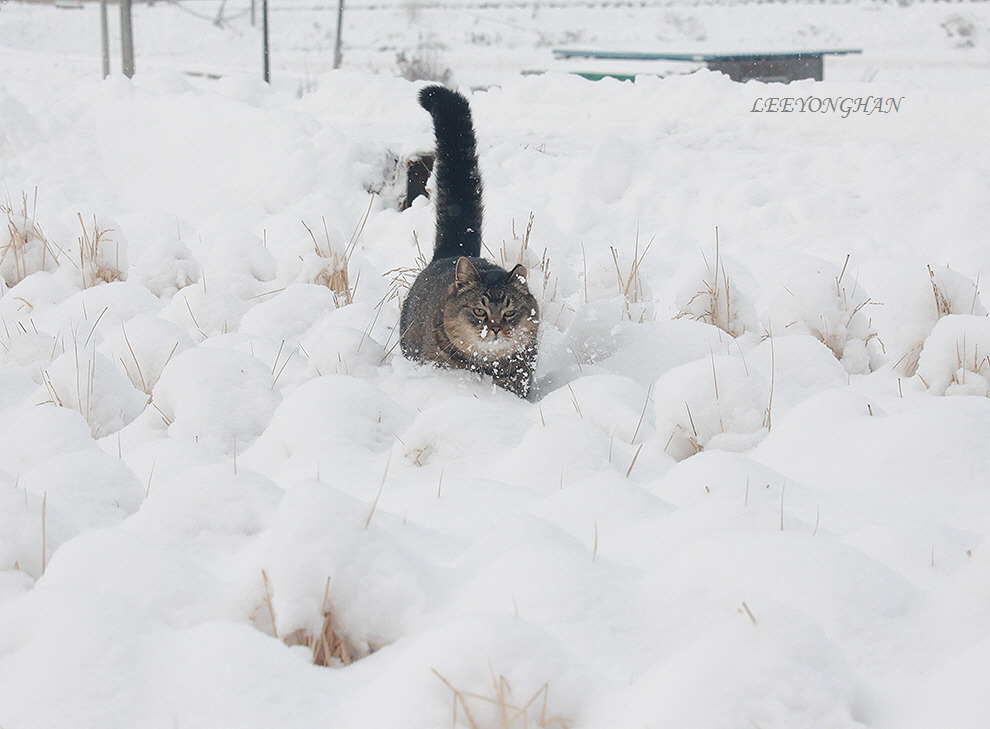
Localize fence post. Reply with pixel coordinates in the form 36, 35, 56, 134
99, 0, 110, 78
333, 0, 344, 69
120, 0, 135, 78
262, 0, 270, 83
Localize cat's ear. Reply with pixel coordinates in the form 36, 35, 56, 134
455, 256, 482, 288
507, 264, 528, 286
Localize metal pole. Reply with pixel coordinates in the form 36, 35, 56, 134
262, 0, 270, 83
99, 0, 110, 79
120, 0, 135, 78
333, 0, 344, 69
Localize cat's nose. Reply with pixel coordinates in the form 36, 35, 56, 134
489, 321, 502, 334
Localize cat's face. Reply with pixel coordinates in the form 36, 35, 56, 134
443, 258, 539, 361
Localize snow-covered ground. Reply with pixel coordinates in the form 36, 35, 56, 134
2, 0, 990, 727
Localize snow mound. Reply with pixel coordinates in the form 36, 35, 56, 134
765, 263, 882, 375
653, 354, 770, 460
152, 346, 280, 454
917, 314, 990, 396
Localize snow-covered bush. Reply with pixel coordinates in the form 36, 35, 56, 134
242, 375, 401, 474
395, 32, 452, 84
675, 247, 758, 338
916, 314, 990, 396
263, 480, 429, 655
199, 230, 277, 300
151, 347, 280, 454
161, 281, 249, 340
39, 347, 148, 438
928, 265, 986, 319
765, 261, 881, 374
1, 193, 57, 287
652, 354, 770, 461
401, 396, 529, 468
582, 242, 655, 324
98, 313, 195, 395
302, 321, 387, 379
496, 213, 569, 327
299, 218, 360, 307
130, 237, 201, 297
57, 215, 127, 289
239, 284, 338, 343
538, 373, 654, 446
895, 266, 986, 376
551, 242, 660, 369
942, 13, 977, 48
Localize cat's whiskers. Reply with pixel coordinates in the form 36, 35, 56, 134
466, 329, 523, 356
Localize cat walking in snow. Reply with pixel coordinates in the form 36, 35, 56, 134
400, 85, 539, 398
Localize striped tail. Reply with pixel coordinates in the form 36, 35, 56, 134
418, 85, 484, 261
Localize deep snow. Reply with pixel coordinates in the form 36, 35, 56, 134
2, 0, 990, 727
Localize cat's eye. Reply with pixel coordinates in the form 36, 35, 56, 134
472, 307, 487, 318
503, 309, 516, 320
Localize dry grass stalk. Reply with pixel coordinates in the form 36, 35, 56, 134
779, 483, 786, 531
310, 604, 356, 667
948, 334, 990, 392
835, 253, 851, 295
566, 383, 582, 417
263, 572, 364, 667
682, 402, 702, 456
710, 347, 725, 434
629, 384, 652, 445
625, 443, 644, 478
704, 229, 731, 332
261, 570, 279, 639
365, 450, 393, 529
492, 212, 535, 269
270, 339, 298, 390
677, 228, 739, 336
740, 601, 758, 625
763, 324, 776, 430
609, 233, 654, 322
532, 247, 559, 311
380, 231, 430, 361
581, 243, 589, 303
283, 578, 363, 667
119, 320, 149, 394
1, 190, 59, 286
303, 196, 374, 306
432, 668, 571, 729
40, 367, 65, 408
490, 214, 560, 314
898, 265, 977, 376
74, 214, 123, 288
383, 230, 429, 307
304, 219, 353, 306
39, 340, 99, 431
83, 306, 109, 348
929, 264, 953, 318
150, 401, 174, 427
41, 491, 48, 575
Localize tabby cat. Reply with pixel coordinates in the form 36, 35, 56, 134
400, 85, 539, 398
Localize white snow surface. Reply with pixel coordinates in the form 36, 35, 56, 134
2, 0, 990, 727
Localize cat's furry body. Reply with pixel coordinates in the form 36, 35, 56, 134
400, 85, 539, 398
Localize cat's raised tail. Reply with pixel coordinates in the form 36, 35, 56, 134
418, 85, 484, 262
